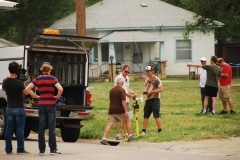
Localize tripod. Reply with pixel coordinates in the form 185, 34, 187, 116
132, 95, 143, 137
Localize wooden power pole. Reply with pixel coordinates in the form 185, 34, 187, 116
76, 0, 86, 36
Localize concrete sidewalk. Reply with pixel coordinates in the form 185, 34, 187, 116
1, 134, 239, 160
82, 137, 240, 160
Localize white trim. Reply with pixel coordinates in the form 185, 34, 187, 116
98, 31, 161, 43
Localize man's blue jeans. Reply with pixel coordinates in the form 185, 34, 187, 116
38, 106, 57, 153
5, 107, 26, 153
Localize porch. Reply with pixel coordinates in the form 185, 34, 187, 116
89, 60, 167, 82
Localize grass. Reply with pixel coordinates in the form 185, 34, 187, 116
80, 77, 240, 142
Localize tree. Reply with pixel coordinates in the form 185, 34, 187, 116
85, 0, 101, 6
0, 0, 103, 44
0, 0, 75, 44
162, 0, 240, 43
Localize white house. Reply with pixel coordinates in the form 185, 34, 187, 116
49, 0, 222, 78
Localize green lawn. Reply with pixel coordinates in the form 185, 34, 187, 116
80, 77, 240, 142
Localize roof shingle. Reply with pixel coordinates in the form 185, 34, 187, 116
50, 0, 197, 30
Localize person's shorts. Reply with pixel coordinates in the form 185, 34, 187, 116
126, 102, 130, 111
143, 98, 160, 118
219, 85, 231, 101
108, 113, 127, 123
205, 85, 218, 97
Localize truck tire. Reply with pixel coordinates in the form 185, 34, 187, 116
0, 98, 7, 140
61, 120, 80, 142
0, 110, 6, 140
24, 126, 31, 138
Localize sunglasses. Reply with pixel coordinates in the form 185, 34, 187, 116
124, 71, 130, 74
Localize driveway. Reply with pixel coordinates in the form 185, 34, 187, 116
0, 134, 239, 160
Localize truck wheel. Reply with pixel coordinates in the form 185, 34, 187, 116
61, 126, 80, 142
61, 121, 81, 142
0, 108, 6, 139
0, 97, 7, 140
24, 126, 31, 138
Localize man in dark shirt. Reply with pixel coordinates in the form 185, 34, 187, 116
100, 77, 130, 145
2, 61, 28, 155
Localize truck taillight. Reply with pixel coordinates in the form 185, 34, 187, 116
86, 90, 92, 106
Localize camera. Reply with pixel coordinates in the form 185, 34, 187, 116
17, 65, 27, 82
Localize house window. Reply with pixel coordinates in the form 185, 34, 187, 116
176, 40, 192, 61
101, 43, 109, 62
115, 43, 124, 62
132, 42, 143, 63
89, 45, 98, 63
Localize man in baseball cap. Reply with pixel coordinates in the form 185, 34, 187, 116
200, 57, 207, 62
40, 62, 53, 75
145, 66, 153, 71
198, 57, 212, 113
142, 65, 163, 135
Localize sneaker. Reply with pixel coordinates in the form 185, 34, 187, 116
127, 134, 134, 142
230, 110, 236, 114
115, 135, 123, 140
100, 139, 110, 145
158, 128, 162, 133
50, 149, 61, 155
219, 110, 228, 114
17, 150, 30, 155
201, 111, 207, 114
124, 135, 128, 141
39, 152, 44, 156
141, 131, 146, 135
6, 152, 13, 155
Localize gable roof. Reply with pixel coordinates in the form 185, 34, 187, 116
50, 0, 198, 30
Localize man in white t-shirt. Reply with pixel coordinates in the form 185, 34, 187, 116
198, 57, 212, 113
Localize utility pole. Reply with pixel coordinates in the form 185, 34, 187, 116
76, 0, 86, 36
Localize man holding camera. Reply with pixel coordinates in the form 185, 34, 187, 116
2, 61, 29, 155
141, 66, 163, 135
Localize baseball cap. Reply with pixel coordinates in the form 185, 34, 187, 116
42, 62, 51, 66
200, 57, 207, 62
40, 61, 52, 72
145, 66, 153, 71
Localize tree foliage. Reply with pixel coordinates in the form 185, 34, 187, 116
0, 0, 76, 44
85, 0, 101, 6
0, 0, 102, 44
3, 0, 239, 44
162, 0, 240, 43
